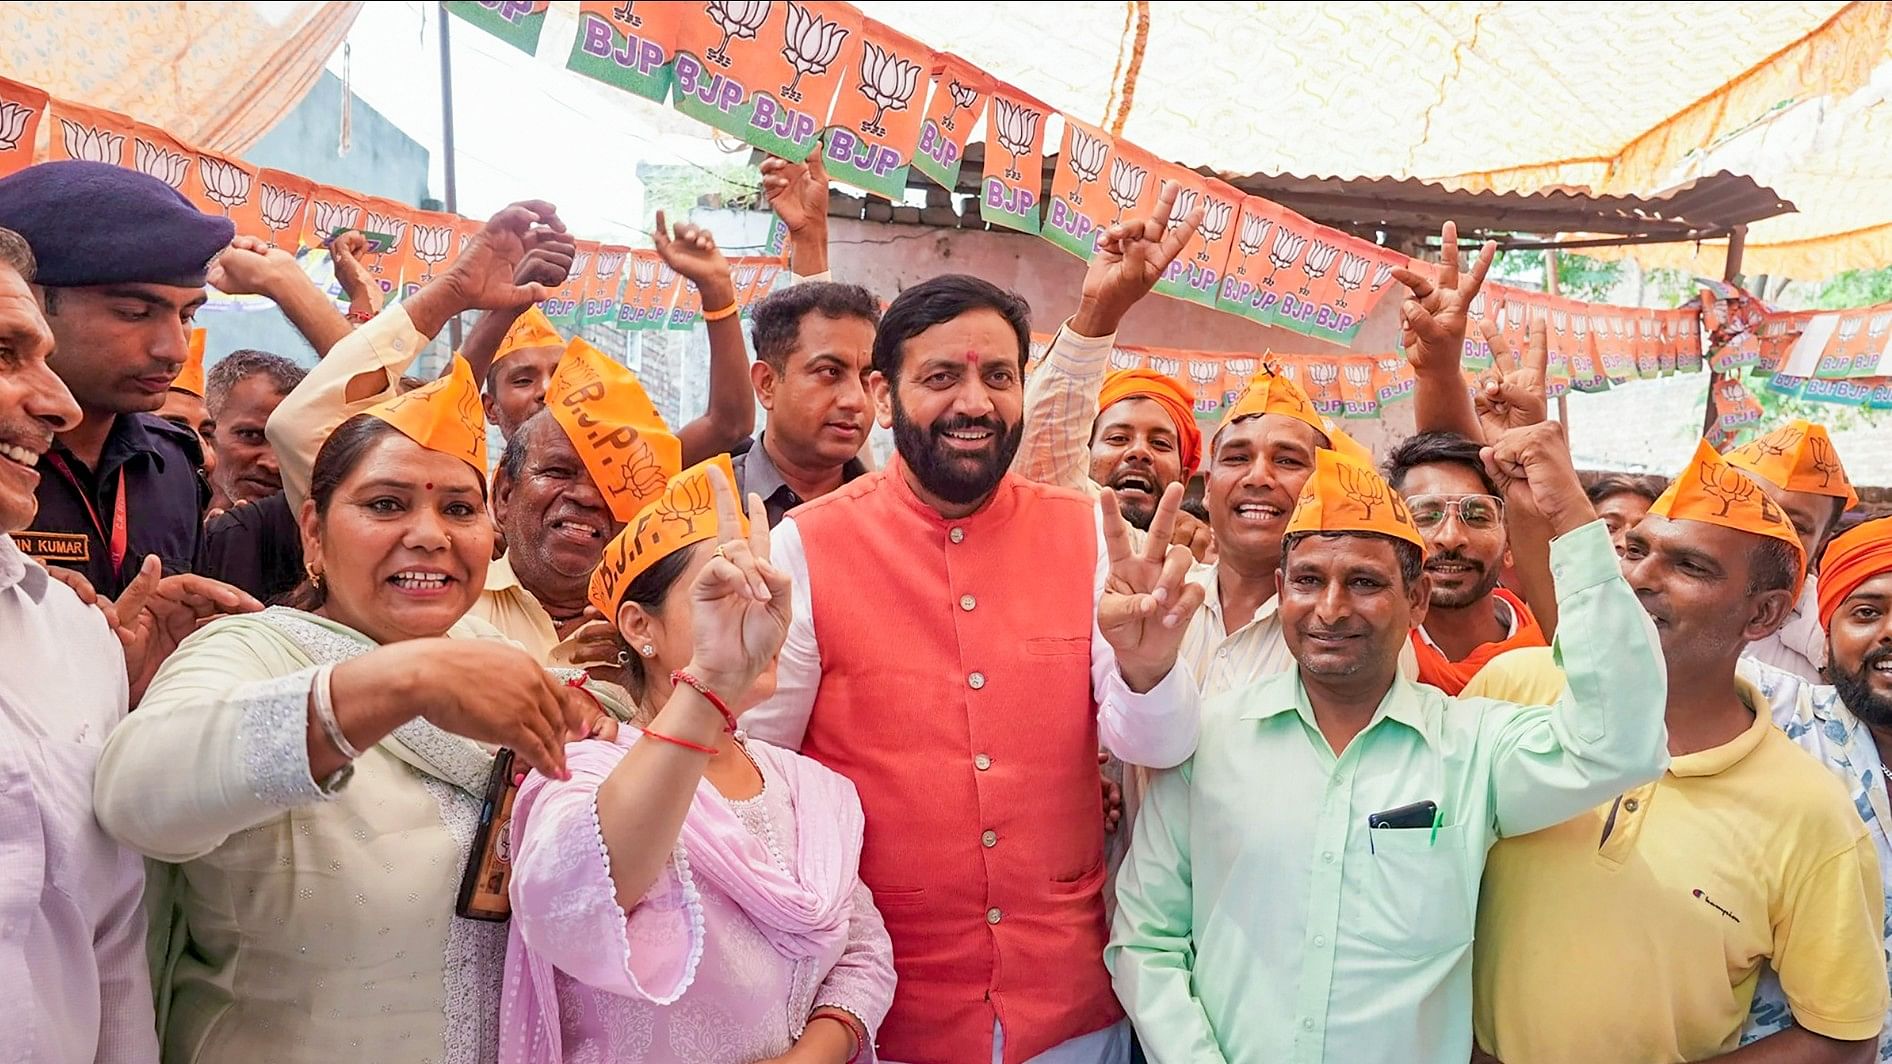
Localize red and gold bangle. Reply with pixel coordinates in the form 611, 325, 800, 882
671, 669, 739, 732
638, 727, 718, 756
345, 306, 376, 325
701, 301, 740, 322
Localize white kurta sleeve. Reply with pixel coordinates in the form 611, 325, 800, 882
738, 517, 820, 751
94, 621, 341, 863
1090, 506, 1201, 769
1019, 322, 1117, 491
266, 304, 429, 509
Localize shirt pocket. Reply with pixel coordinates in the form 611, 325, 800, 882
1351, 823, 1472, 961
1025, 636, 1090, 658
0, 761, 47, 945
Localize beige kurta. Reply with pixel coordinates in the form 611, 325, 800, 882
95, 608, 530, 1064
474, 555, 560, 663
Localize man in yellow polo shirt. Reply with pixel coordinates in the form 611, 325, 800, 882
1466, 440, 1886, 1063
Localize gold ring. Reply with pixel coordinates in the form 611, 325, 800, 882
714, 543, 728, 560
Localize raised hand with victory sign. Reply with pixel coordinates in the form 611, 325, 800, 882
1099, 482, 1207, 692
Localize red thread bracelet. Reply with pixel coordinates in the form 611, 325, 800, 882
810, 1010, 867, 1062
639, 727, 718, 756
670, 670, 739, 732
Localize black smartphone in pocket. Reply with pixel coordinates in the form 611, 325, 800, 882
1367, 799, 1439, 832
456, 749, 519, 922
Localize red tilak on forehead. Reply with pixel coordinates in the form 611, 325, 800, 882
424, 482, 434, 490
963, 350, 982, 365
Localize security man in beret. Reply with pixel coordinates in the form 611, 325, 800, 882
0, 160, 232, 595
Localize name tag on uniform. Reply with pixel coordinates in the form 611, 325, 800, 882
16, 531, 90, 563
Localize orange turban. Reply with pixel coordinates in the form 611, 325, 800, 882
1651, 438, 1805, 597
1726, 419, 1857, 509
364, 355, 488, 475
544, 337, 683, 522
173, 327, 207, 397
1097, 368, 1203, 472
1817, 519, 1892, 632
589, 454, 747, 616
493, 305, 564, 366
1285, 448, 1426, 552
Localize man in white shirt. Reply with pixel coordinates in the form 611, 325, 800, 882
0, 224, 159, 1062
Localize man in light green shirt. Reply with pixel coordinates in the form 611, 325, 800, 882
1106, 421, 1669, 1063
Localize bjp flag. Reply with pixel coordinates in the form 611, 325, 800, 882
228, 169, 314, 250
671, 0, 860, 162
1151, 171, 1239, 309
186, 147, 261, 226
47, 98, 133, 167
567, 0, 683, 103
299, 184, 372, 251
824, 17, 932, 200
128, 125, 195, 198
912, 52, 990, 191
979, 82, 1049, 234
0, 77, 48, 178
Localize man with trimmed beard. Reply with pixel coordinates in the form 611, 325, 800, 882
742, 272, 1205, 1064
1742, 516, 1892, 1060
1386, 431, 1545, 694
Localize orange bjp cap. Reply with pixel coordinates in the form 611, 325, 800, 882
363, 355, 488, 475
544, 337, 683, 522
1284, 448, 1426, 552
493, 304, 565, 365
1651, 438, 1806, 597
1725, 418, 1857, 510
589, 454, 746, 617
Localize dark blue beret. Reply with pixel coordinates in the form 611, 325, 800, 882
0, 160, 235, 288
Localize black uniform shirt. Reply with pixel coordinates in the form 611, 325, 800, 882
22, 412, 207, 595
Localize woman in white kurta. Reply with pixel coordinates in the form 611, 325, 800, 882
96, 397, 608, 1064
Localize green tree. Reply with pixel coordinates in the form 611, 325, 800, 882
1494, 249, 1624, 302
1814, 265, 1892, 309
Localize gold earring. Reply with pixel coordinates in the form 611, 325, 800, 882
305, 562, 324, 589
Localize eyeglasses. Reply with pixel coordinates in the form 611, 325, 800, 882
1405, 493, 1504, 531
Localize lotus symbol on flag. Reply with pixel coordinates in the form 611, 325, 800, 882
59, 120, 123, 164
992, 98, 1040, 183
1264, 229, 1308, 287
633, 257, 658, 288
733, 264, 757, 289
1572, 315, 1588, 339
942, 79, 979, 132
612, 1, 642, 27
1368, 262, 1394, 292
0, 100, 33, 152
1188, 360, 1219, 389
134, 140, 189, 190
857, 42, 921, 137
1298, 241, 1339, 295
198, 157, 253, 213
1235, 214, 1272, 274
411, 225, 455, 273
1378, 356, 1405, 377
258, 184, 308, 242
1343, 361, 1372, 389
1838, 316, 1862, 344
1106, 157, 1147, 223
1166, 188, 1200, 239
780, 2, 848, 102
1639, 316, 1655, 339
597, 251, 627, 279
311, 201, 361, 239
1065, 128, 1107, 205
1334, 253, 1368, 306
1870, 312, 1892, 339
365, 212, 408, 254
1196, 200, 1233, 262
1150, 355, 1181, 377
1469, 293, 1487, 322
1550, 308, 1567, 334
1109, 348, 1141, 371
1307, 359, 1339, 391
1226, 358, 1256, 377
705, 0, 770, 68
571, 250, 594, 281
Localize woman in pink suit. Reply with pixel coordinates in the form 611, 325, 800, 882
501, 458, 893, 1064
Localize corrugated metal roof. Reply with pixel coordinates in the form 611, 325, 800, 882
895, 144, 1795, 251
